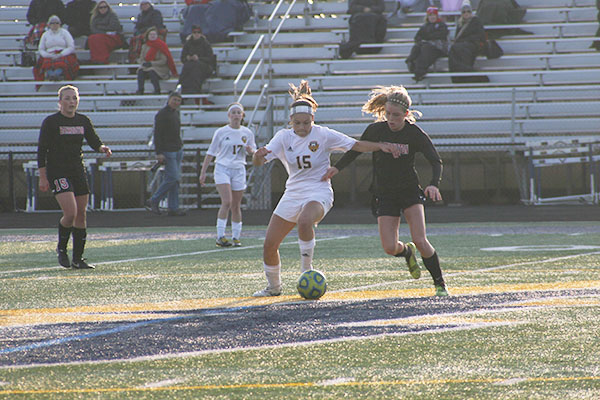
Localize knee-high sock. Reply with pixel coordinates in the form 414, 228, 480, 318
216, 218, 227, 238
422, 252, 444, 286
298, 238, 315, 272
232, 221, 242, 239
263, 263, 281, 289
71, 227, 87, 262
58, 222, 72, 251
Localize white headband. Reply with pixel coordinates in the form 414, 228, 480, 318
290, 105, 313, 116
228, 104, 243, 113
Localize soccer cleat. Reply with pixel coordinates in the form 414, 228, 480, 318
56, 247, 70, 268
404, 242, 421, 279
435, 284, 449, 297
232, 238, 241, 247
216, 236, 232, 247
71, 259, 95, 269
252, 285, 282, 297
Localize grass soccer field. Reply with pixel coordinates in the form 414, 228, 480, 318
1, 221, 599, 399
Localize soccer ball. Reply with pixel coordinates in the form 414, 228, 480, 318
297, 269, 327, 300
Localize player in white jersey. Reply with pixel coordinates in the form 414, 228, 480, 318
200, 102, 256, 247
251, 80, 402, 297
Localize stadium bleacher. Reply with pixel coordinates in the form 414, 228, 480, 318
1, 0, 599, 209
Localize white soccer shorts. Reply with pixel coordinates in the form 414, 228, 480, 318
273, 190, 333, 223
213, 164, 247, 191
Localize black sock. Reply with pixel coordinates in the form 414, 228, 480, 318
72, 227, 87, 262
58, 222, 72, 251
394, 243, 409, 258
423, 252, 445, 287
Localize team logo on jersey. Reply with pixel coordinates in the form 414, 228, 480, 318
241, 136, 247, 143
59, 126, 84, 135
308, 141, 319, 152
224, 137, 230, 141
399, 144, 409, 155
286, 146, 293, 152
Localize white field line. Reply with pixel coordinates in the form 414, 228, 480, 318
0, 236, 350, 276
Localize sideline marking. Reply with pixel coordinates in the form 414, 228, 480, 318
0, 375, 598, 395
0, 236, 349, 276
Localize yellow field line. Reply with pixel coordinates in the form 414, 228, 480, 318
1, 375, 598, 395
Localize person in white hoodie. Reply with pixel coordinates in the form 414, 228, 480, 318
34, 15, 79, 81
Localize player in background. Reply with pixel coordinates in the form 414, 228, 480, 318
322, 85, 449, 296
199, 102, 256, 247
251, 80, 403, 297
37, 85, 112, 269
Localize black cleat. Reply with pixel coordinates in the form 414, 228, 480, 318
57, 247, 70, 268
71, 259, 95, 269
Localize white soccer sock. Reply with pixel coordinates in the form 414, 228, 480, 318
264, 263, 281, 289
298, 238, 315, 272
216, 218, 227, 238
232, 221, 242, 239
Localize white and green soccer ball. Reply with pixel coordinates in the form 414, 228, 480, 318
297, 269, 327, 300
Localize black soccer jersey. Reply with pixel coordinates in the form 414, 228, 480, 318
37, 112, 103, 177
335, 121, 442, 196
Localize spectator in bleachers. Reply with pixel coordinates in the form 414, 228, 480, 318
87, 1, 124, 64
180, 0, 252, 44
177, 25, 215, 102
440, 0, 462, 12
34, 15, 79, 81
339, 0, 387, 59
27, 0, 65, 26
128, 0, 167, 63
136, 27, 178, 94
63, 0, 97, 39
448, 0, 488, 83
476, 0, 529, 38
591, 0, 600, 51
405, 6, 448, 82
25, 0, 66, 50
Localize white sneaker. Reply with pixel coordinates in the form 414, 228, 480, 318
252, 285, 282, 297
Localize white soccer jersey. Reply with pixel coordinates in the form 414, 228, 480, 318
264, 124, 357, 194
207, 125, 256, 168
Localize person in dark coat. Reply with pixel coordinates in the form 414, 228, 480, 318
128, 0, 166, 63
27, 0, 65, 25
448, 0, 488, 83
63, 0, 96, 38
339, 0, 387, 59
177, 25, 215, 97
405, 6, 448, 82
